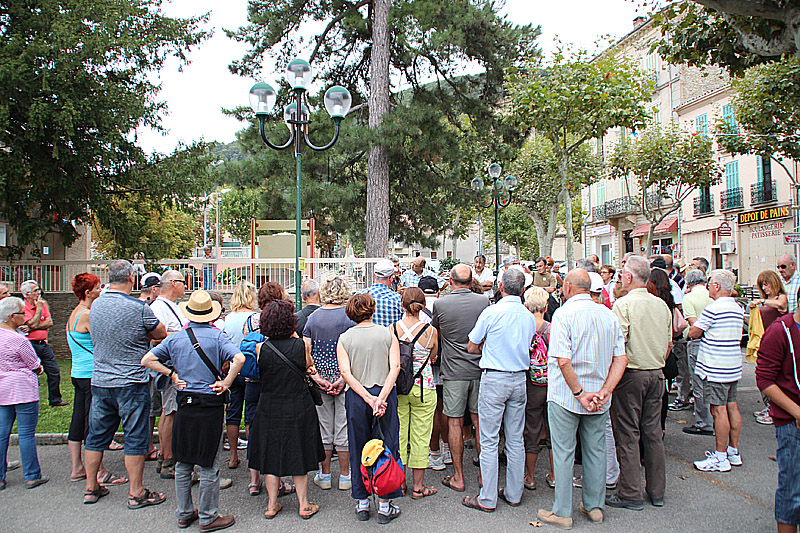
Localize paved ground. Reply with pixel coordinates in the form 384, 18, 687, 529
2, 361, 780, 532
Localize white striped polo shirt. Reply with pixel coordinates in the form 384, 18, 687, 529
695, 296, 744, 383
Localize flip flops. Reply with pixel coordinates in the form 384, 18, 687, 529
264, 504, 282, 519
99, 473, 128, 486
84, 486, 110, 504
127, 488, 166, 509
299, 502, 319, 519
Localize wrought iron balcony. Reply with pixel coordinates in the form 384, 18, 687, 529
751, 179, 777, 205
720, 187, 743, 211
592, 205, 606, 220
603, 196, 638, 217
694, 194, 714, 217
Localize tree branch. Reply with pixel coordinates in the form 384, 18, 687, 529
717, 11, 796, 57
692, 0, 791, 22
309, 0, 372, 64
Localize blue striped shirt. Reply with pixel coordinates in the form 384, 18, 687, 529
695, 296, 744, 383
547, 294, 626, 415
783, 271, 800, 313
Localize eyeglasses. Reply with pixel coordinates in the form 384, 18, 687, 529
777, 264, 789, 269
11, 311, 24, 316
173, 279, 186, 284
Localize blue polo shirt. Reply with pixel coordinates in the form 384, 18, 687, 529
468, 295, 536, 372
149, 323, 240, 395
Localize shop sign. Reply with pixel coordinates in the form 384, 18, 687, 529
750, 220, 785, 239
738, 205, 791, 225
784, 233, 800, 245
717, 222, 732, 237
591, 224, 611, 236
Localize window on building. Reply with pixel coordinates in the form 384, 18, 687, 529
695, 114, 708, 138
446, 251, 452, 258
596, 180, 606, 206
430, 251, 437, 259
722, 104, 737, 132
0, 223, 6, 247
596, 137, 604, 161
725, 160, 740, 190
757, 155, 772, 183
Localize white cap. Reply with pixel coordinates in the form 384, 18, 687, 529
374, 258, 396, 278
588, 272, 604, 293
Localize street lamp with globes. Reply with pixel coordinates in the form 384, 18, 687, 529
471, 163, 517, 286
249, 59, 352, 309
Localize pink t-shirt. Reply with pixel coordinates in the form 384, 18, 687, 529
0, 328, 41, 405
23, 300, 50, 341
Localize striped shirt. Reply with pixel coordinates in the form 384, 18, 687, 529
695, 296, 744, 383
547, 294, 626, 415
0, 328, 41, 406
783, 271, 800, 313
358, 283, 402, 327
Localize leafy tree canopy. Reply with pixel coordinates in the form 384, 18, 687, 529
0, 0, 209, 257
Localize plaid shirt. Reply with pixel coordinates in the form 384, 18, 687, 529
784, 271, 800, 313
399, 268, 446, 288
359, 283, 402, 327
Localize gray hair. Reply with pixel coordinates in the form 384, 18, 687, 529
108, 260, 134, 283
501, 268, 525, 296
503, 256, 517, 267
0, 296, 23, 323
684, 269, 706, 287
388, 255, 400, 263
575, 259, 597, 273
319, 276, 353, 305
19, 280, 39, 296
524, 286, 549, 313
160, 269, 182, 283
692, 256, 710, 272
301, 279, 320, 299
625, 255, 650, 284
710, 269, 736, 293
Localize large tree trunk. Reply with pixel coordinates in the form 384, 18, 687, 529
526, 205, 558, 259
451, 211, 461, 259
365, 0, 391, 258
558, 155, 575, 268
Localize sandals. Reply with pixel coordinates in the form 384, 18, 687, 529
299, 502, 320, 519
99, 473, 129, 486
127, 488, 166, 509
411, 486, 438, 500
264, 503, 282, 519
441, 476, 465, 492
144, 450, 159, 461
84, 486, 110, 504
107, 441, 124, 451
70, 474, 87, 482
498, 488, 521, 507
227, 457, 240, 469
524, 480, 536, 490
546, 474, 556, 489
461, 495, 495, 513
277, 481, 296, 497
249, 481, 263, 496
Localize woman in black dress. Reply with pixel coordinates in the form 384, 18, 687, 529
248, 299, 325, 520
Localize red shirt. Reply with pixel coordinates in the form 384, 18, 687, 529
755, 314, 800, 427
23, 300, 50, 341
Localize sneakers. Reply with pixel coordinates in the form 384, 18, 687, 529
682, 425, 714, 436
668, 399, 692, 411
428, 453, 446, 471
222, 438, 248, 451
605, 494, 644, 511
442, 450, 453, 465
356, 501, 370, 522
339, 473, 352, 491
694, 451, 731, 472
756, 413, 774, 425
754, 406, 769, 418
377, 503, 401, 525
572, 476, 582, 488
7, 460, 20, 471
219, 478, 232, 490
727, 447, 743, 467
199, 514, 235, 532
313, 472, 332, 490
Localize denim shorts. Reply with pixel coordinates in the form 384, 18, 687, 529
85, 383, 151, 456
225, 377, 246, 427
775, 422, 800, 525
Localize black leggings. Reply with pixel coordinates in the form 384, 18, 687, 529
68, 377, 92, 442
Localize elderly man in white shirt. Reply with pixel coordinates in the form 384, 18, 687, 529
537, 269, 628, 529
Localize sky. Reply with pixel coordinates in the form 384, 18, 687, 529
136, 0, 649, 155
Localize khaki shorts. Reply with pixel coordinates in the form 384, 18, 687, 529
703, 379, 738, 406
442, 379, 480, 418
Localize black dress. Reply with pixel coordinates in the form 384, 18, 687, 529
248, 337, 325, 476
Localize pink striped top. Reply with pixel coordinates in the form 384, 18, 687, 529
0, 328, 41, 405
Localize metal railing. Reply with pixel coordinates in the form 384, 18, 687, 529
693, 194, 714, 217
751, 179, 777, 205
0, 258, 404, 294
603, 196, 638, 217
592, 205, 606, 220
720, 187, 743, 211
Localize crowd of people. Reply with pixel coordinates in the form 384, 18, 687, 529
0, 251, 798, 532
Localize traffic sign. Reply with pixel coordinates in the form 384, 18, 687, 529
784, 233, 800, 245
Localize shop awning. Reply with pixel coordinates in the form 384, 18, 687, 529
630, 223, 651, 238
654, 218, 678, 235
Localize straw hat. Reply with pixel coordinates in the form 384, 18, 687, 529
179, 290, 222, 323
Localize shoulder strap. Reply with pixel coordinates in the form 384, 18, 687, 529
262, 339, 308, 379
164, 300, 185, 326
186, 328, 222, 381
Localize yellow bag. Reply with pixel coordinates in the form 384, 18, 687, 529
746, 306, 765, 363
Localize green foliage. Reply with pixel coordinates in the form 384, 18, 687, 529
558, 195, 585, 244
716, 57, 800, 166
652, 1, 795, 75
437, 256, 459, 275
0, 0, 209, 257
482, 204, 539, 262
217, 187, 264, 245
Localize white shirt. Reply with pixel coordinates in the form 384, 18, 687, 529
150, 296, 188, 332
472, 268, 495, 298
670, 279, 684, 306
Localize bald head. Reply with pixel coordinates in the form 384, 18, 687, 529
450, 264, 473, 287
564, 268, 591, 300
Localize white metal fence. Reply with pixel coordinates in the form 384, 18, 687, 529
0, 258, 404, 294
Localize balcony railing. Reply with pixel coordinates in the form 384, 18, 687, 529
604, 196, 638, 217
592, 205, 606, 220
751, 179, 777, 205
694, 194, 714, 217
720, 187, 743, 211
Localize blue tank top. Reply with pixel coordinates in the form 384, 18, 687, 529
67, 309, 94, 379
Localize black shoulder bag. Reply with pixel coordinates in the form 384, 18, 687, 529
262, 339, 324, 406
186, 328, 230, 404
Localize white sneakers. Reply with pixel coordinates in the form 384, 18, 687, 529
339, 473, 352, 490
428, 452, 446, 471
314, 471, 351, 490
694, 448, 742, 472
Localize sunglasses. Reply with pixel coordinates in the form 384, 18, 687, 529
778, 264, 789, 269
11, 311, 25, 315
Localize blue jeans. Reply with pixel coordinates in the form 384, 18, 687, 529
776, 422, 800, 525
0, 402, 42, 482
203, 269, 215, 290
85, 384, 151, 455
478, 370, 526, 509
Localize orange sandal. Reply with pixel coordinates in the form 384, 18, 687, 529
299, 502, 319, 519
264, 504, 282, 519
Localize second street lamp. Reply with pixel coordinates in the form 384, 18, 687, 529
249, 59, 352, 310
472, 163, 517, 286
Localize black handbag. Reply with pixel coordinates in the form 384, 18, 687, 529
262, 339, 324, 406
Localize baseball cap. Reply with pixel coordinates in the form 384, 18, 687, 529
418, 276, 439, 294
588, 272, 604, 293
141, 273, 161, 288
374, 258, 396, 278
